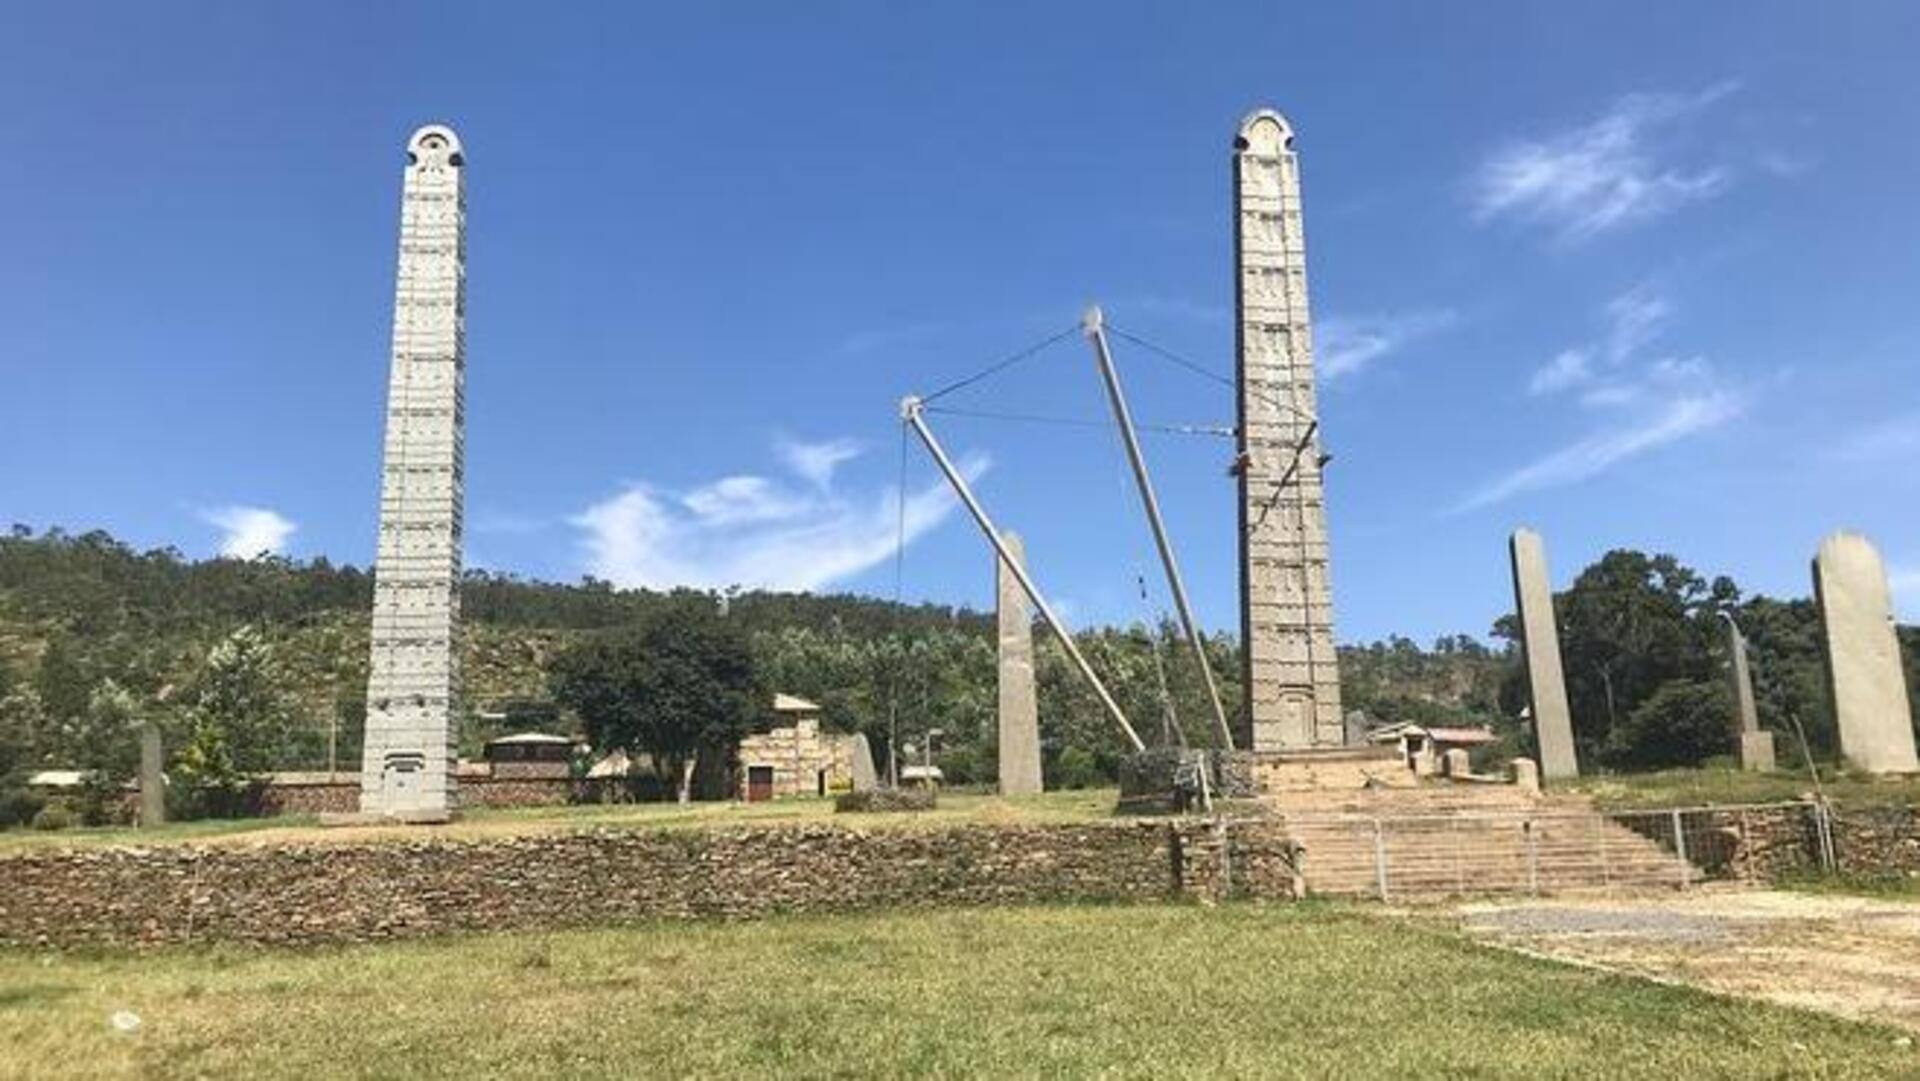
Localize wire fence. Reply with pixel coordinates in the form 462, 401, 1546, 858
1282, 802, 1830, 902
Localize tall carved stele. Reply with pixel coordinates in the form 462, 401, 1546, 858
1232, 109, 1342, 751
359, 125, 467, 817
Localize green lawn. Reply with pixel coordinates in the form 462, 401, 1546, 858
1, 904, 1910, 1079
0, 789, 1124, 851
1566, 765, 1920, 810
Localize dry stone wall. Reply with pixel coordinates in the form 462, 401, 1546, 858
0, 820, 1297, 949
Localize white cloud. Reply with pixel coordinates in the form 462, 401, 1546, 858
1318, 309, 1459, 380
1453, 390, 1742, 512
1600, 286, 1673, 363
1827, 411, 1920, 463
1529, 349, 1593, 395
1529, 284, 1679, 401
201, 505, 296, 559
571, 442, 986, 592
778, 437, 862, 490
1471, 84, 1735, 241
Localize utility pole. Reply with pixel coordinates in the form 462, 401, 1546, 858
900, 396, 1146, 752
1082, 306, 1235, 750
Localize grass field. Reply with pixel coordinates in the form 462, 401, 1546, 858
1566, 765, 1920, 810
0, 789, 1123, 852
2, 904, 1912, 1079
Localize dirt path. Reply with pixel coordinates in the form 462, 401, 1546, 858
1458, 890, 1920, 1033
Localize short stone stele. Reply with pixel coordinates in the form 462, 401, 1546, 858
1722, 615, 1776, 772
1812, 532, 1919, 774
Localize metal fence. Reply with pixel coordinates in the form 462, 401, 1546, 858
1283, 802, 1825, 901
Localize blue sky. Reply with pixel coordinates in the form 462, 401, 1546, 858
3, 3, 1917, 643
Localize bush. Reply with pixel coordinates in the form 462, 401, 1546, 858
834, 788, 936, 813
1605, 678, 1732, 769
0, 788, 45, 829
30, 802, 75, 831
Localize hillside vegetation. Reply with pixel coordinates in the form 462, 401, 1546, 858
2, 525, 1914, 824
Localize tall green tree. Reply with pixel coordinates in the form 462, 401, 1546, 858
549, 594, 761, 802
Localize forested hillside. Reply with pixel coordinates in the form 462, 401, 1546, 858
3, 524, 1913, 816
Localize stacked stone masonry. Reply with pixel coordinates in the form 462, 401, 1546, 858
361, 124, 468, 816
0, 821, 1299, 949
1232, 110, 1341, 751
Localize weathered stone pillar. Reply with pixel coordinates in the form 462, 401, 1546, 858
1509, 529, 1578, 781
1723, 616, 1775, 771
1812, 532, 1919, 774
997, 532, 1043, 795
138, 720, 165, 827
360, 125, 467, 819
1232, 108, 1342, 752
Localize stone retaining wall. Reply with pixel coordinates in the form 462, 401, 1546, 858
0, 819, 1299, 949
1674, 802, 1920, 882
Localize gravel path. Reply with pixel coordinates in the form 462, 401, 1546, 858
1457, 890, 1920, 1033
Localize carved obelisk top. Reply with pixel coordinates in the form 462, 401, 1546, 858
1232, 108, 1342, 751
359, 124, 467, 819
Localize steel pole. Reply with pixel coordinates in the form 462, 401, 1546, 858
1083, 307, 1235, 751
900, 397, 1145, 752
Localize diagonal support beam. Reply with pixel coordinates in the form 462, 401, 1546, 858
1082, 306, 1235, 751
900, 396, 1145, 752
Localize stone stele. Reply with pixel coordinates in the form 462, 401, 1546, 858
997, 531, 1044, 795
359, 125, 468, 818
138, 720, 165, 826
848, 732, 879, 793
1812, 532, 1919, 774
1723, 616, 1775, 771
1232, 108, 1342, 752
1509, 529, 1578, 781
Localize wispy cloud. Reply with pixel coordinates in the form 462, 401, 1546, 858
1453, 390, 1742, 512
836, 322, 946, 357
571, 439, 985, 592
1527, 283, 1676, 400
200, 505, 295, 559
1319, 309, 1460, 381
1529, 350, 1593, 396
778, 436, 862, 490
1471, 83, 1736, 241
1465, 285, 1746, 512
1826, 411, 1920, 463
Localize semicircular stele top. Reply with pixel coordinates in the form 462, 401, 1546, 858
407, 124, 464, 168
1234, 108, 1294, 155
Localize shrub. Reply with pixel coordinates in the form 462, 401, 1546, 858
0, 788, 45, 830
30, 802, 75, 831
834, 788, 936, 813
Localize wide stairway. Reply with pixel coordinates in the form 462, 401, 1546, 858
1268, 786, 1702, 900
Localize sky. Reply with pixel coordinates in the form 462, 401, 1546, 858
3, 3, 1918, 644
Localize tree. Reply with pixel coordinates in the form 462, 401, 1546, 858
0, 685, 46, 827
173, 626, 295, 815
1606, 678, 1732, 769
549, 595, 761, 803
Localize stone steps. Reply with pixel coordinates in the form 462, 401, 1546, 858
1283, 812, 1696, 899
